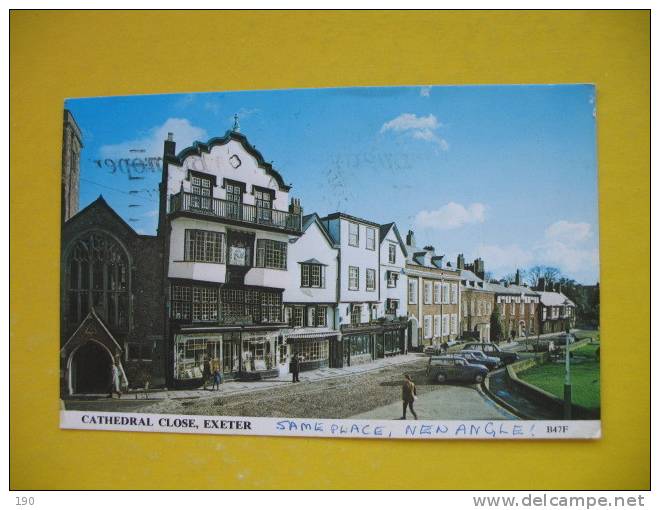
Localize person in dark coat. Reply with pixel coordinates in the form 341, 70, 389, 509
202, 355, 211, 390
401, 374, 418, 420
291, 352, 300, 383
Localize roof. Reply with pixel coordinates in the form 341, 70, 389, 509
538, 291, 575, 307
320, 212, 381, 228
298, 213, 338, 249
64, 195, 154, 239
298, 258, 327, 266
164, 130, 291, 192
459, 269, 494, 292
379, 223, 409, 257
483, 281, 541, 296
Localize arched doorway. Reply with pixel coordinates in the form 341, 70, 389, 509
407, 317, 419, 350
70, 341, 113, 394
518, 320, 525, 338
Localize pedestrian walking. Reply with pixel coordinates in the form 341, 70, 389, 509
202, 355, 211, 390
291, 352, 300, 383
212, 368, 222, 390
109, 361, 122, 399
401, 374, 418, 420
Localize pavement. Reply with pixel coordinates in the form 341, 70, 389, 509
350, 385, 517, 421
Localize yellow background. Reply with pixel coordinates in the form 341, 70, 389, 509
10, 11, 650, 489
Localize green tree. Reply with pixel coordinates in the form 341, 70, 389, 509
490, 304, 504, 343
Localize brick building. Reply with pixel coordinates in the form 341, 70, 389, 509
405, 231, 461, 350
485, 270, 541, 341
535, 279, 577, 333
456, 254, 495, 342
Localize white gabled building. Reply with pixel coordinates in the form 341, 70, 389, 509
281, 213, 342, 372
158, 128, 303, 385
319, 213, 407, 366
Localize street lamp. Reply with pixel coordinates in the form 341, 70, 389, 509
563, 299, 572, 419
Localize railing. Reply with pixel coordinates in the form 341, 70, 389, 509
169, 191, 302, 233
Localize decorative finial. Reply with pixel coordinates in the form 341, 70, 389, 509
232, 113, 240, 132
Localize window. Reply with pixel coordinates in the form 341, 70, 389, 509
307, 306, 316, 326
388, 243, 397, 263
219, 288, 282, 324
190, 174, 213, 209
366, 228, 376, 250
351, 305, 362, 325
192, 286, 219, 322
451, 283, 458, 304
442, 315, 450, 336
424, 282, 433, 304
65, 232, 129, 331
292, 306, 305, 327
471, 300, 476, 316
350, 334, 371, 356
511, 302, 516, 315
366, 268, 376, 291
443, 282, 450, 304
463, 302, 468, 317
316, 306, 327, 327
424, 315, 433, 339
228, 237, 251, 266
254, 188, 273, 222
451, 314, 457, 335
255, 239, 287, 269
184, 230, 225, 263
297, 339, 329, 362
371, 304, 378, 321
348, 266, 359, 290
434, 315, 441, 337
434, 282, 441, 304
408, 278, 418, 304
174, 336, 222, 380
301, 263, 325, 288
387, 271, 398, 288
386, 299, 399, 314
348, 222, 359, 247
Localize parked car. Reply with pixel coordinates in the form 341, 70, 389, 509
553, 334, 576, 346
426, 355, 488, 384
423, 344, 442, 356
461, 342, 519, 365
455, 350, 501, 370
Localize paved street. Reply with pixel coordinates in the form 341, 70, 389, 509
65, 353, 516, 420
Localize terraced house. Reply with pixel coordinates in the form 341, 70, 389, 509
159, 127, 304, 385
486, 270, 540, 341
405, 231, 461, 350
457, 255, 495, 342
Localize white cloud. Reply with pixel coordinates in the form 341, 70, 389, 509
544, 220, 592, 243
476, 244, 534, 272
414, 202, 486, 230
100, 118, 208, 159
380, 113, 448, 150
420, 86, 431, 97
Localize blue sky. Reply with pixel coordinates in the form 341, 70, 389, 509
65, 84, 600, 284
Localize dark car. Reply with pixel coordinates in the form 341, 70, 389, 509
461, 342, 519, 365
455, 350, 501, 370
553, 333, 575, 346
426, 355, 488, 384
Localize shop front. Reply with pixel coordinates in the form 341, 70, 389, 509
282, 328, 339, 372
173, 329, 280, 385
375, 322, 407, 358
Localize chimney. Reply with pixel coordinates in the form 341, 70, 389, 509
289, 197, 303, 216
423, 245, 435, 254
406, 230, 416, 247
164, 132, 176, 156
514, 269, 521, 286
457, 253, 465, 270
473, 258, 485, 280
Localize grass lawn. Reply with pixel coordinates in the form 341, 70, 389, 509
574, 329, 600, 342
518, 355, 600, 410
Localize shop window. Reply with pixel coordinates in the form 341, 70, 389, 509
297, 339, 329, 362
242, 335, 276, 371
350, 334, 371, 356
255, 239, 287, 269
174, 336, 221, 380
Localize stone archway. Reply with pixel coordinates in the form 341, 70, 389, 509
68, 339, 114, 394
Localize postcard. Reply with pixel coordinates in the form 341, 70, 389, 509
59, 85, 600, 439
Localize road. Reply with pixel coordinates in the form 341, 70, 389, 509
65, 357, 516, 420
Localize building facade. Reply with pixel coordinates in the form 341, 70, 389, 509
159, 129, 304, 385
486, 270, 541, 341
536, 280, 577, 333
60, 197, 166, 395
405, 231, 461, 350
457, 255, 495, 342
282, 213, 341, 371
61, 109, 82, 225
